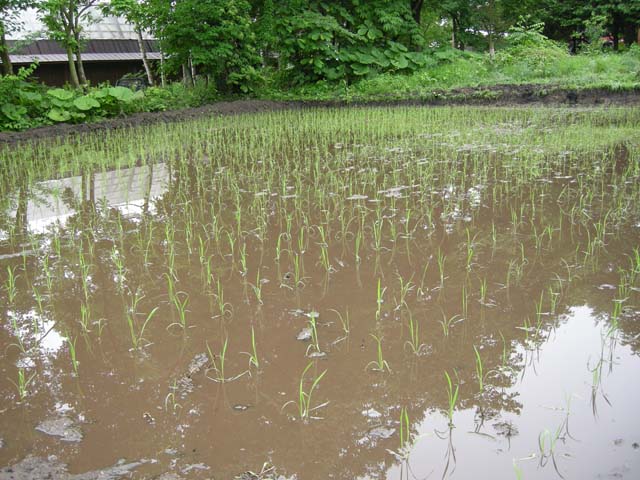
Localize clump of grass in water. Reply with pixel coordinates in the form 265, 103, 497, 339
241, 326, 260, 371
404, 310, 427, 355
444, 370, 459, 427
125, 289, 158, 349
282, 361, 328, 422
305, 311, 322, 356
9, 368, 36, 400
206, 338, 248, 383
366, 334, 391, 373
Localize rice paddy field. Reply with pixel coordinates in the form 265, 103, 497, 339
0, 106, 639, 480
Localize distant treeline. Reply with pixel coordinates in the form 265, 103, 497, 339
1, 1, 639, 91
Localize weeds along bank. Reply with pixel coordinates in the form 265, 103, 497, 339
1, 106, 640, 478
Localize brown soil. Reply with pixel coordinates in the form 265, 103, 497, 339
1, 84, 638, 146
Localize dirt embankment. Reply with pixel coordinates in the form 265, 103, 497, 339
1, 85, 638, 146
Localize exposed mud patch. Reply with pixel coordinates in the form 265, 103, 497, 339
35, 416, 83, 442
0, 456, 144, 480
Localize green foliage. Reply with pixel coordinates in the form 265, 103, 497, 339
495, 22, 568, 77
269, 0, 426, 85
157, 0, 261, 93
0, 66, 159, 131
0, 64, 48, 130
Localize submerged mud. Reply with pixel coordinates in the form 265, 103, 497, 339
1, 106, 640, 479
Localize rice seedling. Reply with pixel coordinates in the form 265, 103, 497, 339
164, 379, 182, 413
444, 370, 459, 426
439, 313, 461, 337
395, 406, 412, 458
366, 334, 391, 373
249, 269, 264, 305
376, 278, 386, 320
7, 315, 27, 354
479, 277, 488, 305
215, 279, 232, 318
9, 368, 36, 400
169, 292, 189, 330
329, 308, 350, 337
437, 248, 446, 287
4, 265, 18, 305
305, 311, 322, 356
80, 303, 91, 333
473, 345, 484, 394
354, 229, 362, 264
282, 361, 328, 422
405, 310, 427, 355
241, 326, 260, 371
537, 424, 565, 475
207, 338, 228, 383
66, 335, 79, 375
125, 289, 159, 349
395, 274, 414, 310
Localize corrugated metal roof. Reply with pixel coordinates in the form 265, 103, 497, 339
11, 52, 162, 64
7, 9, 154, 41
8, 39, 158, 56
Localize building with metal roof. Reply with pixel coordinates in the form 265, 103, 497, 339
3, 8, 159, 86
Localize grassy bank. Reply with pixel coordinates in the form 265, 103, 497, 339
259, 47, 640, 102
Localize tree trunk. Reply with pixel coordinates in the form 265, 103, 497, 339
160, 50, 166, 87
76, 48, 87, 86
74, 33, 87, 86
410, 0, 424, 24
0, 26, 13, 76
182, 62, 193, 87
611, 13, 621, 51
66, 44, 80, 88
451, 17, 457, 49
136, 28, 155, 86
637, 25, 640, 46
488, 30, 495, 59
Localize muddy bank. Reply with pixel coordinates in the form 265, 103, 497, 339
0, 84, 638, 146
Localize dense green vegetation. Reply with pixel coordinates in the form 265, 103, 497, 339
1, 1, 640, 131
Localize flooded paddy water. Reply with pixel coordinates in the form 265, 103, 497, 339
0, 106, 639, 480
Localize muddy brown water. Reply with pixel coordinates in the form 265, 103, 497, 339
1, 107, 640, 480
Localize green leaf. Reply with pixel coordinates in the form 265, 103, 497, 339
351, 64, 370, 76
108, 86, 135, 102
73, 96, 101, 111
18, 90, 43, 103
1, 104, 27, 121
355, 52, 376, 65
47, 89, 74, 101
93, 88, 109, 99
390, 55, 409, 69
47, 108, 72, 122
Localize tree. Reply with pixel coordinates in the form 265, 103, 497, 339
38, 0, 99, 88
536, 0, 640, 50
101, 0, 155, 85
155, 0, 260, 93
595, 0, 640, 50
0, 1, 34, 75
264, 1, 426, 84
471, 0, 536, 58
